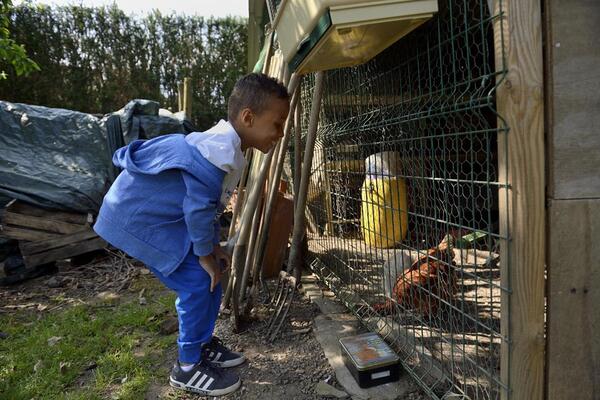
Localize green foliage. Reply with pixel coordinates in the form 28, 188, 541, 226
0, 4, 247, 129
0, 0, 40, 79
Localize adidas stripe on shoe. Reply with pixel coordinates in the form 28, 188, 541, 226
169, 360, 241, 396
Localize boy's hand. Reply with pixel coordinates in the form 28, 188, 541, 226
213, 245, 231, 273
198, 255, 221, 292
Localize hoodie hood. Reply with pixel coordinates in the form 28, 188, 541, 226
112, 133, 225, 190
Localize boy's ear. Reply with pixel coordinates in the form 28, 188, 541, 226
240, 107, 254, 127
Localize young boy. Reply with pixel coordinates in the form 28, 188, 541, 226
94, 73, 290, 396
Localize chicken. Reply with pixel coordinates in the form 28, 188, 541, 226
374, 235, 456, 317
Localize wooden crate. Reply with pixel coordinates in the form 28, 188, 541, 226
0, 200, 106, 268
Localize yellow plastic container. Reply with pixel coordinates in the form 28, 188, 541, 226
360, 177, 408, 248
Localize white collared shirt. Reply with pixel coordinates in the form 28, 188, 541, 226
185, 120, 246, 207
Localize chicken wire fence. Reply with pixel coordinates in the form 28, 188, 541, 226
288, 1, 509, 399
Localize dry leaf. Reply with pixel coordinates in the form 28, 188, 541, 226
34, 360, 43, 373
47, 336, 63, 346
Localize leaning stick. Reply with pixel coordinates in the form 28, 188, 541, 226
249, 76, 300, 288
226, 28, 274, 241
236, 67, 297, 308
243, 85, 301, 316
287, 71, 325, 281
223, 30, 275, 310
293, 93, 302, 208
230, 147, 275, 330
238, 184, 265, 304
227, 149, 253, 240
230, 60, 292, 330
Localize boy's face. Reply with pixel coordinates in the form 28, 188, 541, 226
239, 96, 290, 153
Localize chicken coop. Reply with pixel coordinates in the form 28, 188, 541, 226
247, 0, 598, 399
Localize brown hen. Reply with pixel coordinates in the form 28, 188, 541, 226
374, 236, 456, 317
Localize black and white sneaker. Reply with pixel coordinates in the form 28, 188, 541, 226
202, 336, 246, 368
169, 360, 241, 396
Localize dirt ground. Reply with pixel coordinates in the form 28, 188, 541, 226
1, 251, 426, 400
146, 298, 339, 400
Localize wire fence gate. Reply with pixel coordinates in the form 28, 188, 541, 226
289, 1, 509, 399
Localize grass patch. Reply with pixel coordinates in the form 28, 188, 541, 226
0, 289, 177, 400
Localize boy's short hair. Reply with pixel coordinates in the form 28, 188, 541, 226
228, 73, 290, 121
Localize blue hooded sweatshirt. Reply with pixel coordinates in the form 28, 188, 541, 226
93, 133, 227, 276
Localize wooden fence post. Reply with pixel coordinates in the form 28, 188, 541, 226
183, 77, 192, 120
494, 0, 545, 399
177, 81, 184, 112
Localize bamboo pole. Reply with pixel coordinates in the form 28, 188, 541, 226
222, 31, 276, 310
227, 150, 253, 239
244, 79, 301, 313
229, 53, 289, 329
226, 29, 275, 241
234, 55, 290, 309
230, 146, 275, 330
238, 186, 264, 303
288, 71, 325, 281
250, 77, 300, 282
293, 93, 302, 209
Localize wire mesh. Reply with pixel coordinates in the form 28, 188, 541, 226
292, 0, 508, 399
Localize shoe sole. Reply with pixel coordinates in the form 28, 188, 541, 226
212, 355, 246, 368
169, 377, 241, 396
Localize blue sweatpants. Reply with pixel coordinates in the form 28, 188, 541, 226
149, 249, 222, 364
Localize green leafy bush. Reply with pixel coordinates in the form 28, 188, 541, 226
0, 3, 247, 129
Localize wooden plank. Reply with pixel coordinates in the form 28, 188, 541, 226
493, 0, 546, 399
22, 237, 107, 268
0, 225, 60, 241
545, 0, 600, 199
545, 1, 600, 397
19, 229, 98, 256
2, 212, 88, 235
546, 199, 600, 400
7, 201, 88, 225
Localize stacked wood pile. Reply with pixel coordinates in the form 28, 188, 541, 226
0, 200, 106, 283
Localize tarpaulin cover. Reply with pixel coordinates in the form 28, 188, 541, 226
0, 99, 194, 213
115, 99, 194, 144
